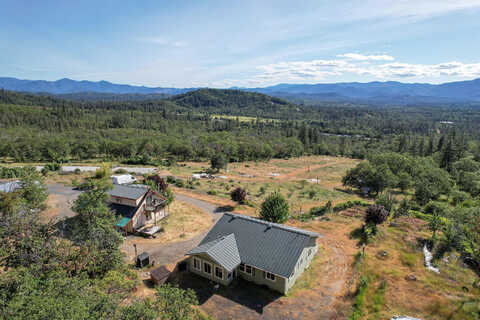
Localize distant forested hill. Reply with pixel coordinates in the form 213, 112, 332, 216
169, 88, 296, 114
0, 77, 191, 95
2, 77, 480, 105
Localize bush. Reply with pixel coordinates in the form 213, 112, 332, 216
207, 190, 218, 195
451, 190, 471, 206
375, 191, 396, 213
174, 179, 185, 188
114, 168, 128, 174
74, 168, 81, 175
45, 163, 61, 171
230, 187, 247, 204
166, 176, 176, 184
400, 252, 417, 268
365, 205, 389, 225
309, 201, 332, 217
0, 166, 36, 179
333, 200, 370, 212
259, 191, 289, 223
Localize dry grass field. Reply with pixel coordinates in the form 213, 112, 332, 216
168, 156, 363, 216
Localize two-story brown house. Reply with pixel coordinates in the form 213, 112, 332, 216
108, 184, 168, 233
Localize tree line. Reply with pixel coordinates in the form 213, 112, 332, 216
1, 89, 480, 166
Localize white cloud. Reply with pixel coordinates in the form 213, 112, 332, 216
337, 53, 394, 61
249, 56, 480, 86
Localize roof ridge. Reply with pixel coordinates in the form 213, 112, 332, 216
209, 233, 235, 251
224, 213, 319, 237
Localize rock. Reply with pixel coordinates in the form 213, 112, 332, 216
376, 250, 389, 260
405, 274, 417, 281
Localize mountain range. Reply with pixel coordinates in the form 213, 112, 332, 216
1, 76, 480, 104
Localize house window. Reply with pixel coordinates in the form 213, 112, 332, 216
245, 265, 253, 275
265, 272, 276, 281
203, 262, 212, 275
193, 258, 201, 271
215, 266, 223, 279
239, 263, 253, 275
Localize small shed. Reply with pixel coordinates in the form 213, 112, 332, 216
150, 266, 171, 286
136, 252, 150, 268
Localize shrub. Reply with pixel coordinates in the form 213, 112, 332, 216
0, 166, 37, 179
400, 252, 417, 268
174, 179, 185, 188
166, 176, 176, 184
451, 190, 470, 206
333, 200, 370, 212
365, 205, 389, 225
309, 201, 332, 217
114, 168, 128, 174
207, 190, 218, 195
230, 187, 247, 204
375, 191, 396, 213
210, 154, 228, 172
394, 198, 411, 218
259, 191, 289, 223
45, 163, 61, 171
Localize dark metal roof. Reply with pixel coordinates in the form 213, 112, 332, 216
190, 213, 320, 278
108, 203, 138, 219
187, 233, 241, 272
0, 181, 22, 193
138, 252, 149, 260
150, 266, 171, 282
108, 184, 148, 200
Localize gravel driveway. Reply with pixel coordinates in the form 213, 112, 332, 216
122, 193, 224, 265
46, 183, 82, 219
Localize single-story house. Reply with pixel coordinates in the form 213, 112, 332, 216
186, 213, 320, 294
108, 184, 168, 233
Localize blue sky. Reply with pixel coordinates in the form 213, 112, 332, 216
1, 0, 480, 87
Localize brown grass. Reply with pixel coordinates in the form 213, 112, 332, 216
127, 200, 212, 246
